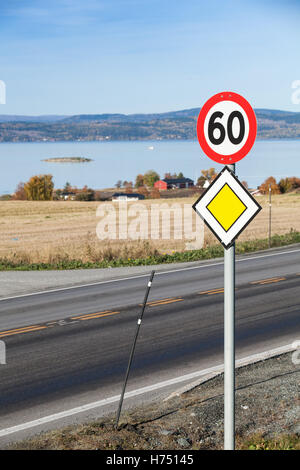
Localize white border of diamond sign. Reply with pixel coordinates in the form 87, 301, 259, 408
192, 166, 262, 249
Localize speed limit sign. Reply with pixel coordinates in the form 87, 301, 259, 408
197, 91, 257, 164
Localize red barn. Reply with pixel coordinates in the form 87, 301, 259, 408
154, 180, 168, 190
154, 177, 194, 190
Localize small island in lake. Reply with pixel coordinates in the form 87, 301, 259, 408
42, 157, 93, 163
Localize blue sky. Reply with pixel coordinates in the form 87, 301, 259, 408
0, 0, 299, 115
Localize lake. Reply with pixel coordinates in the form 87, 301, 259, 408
0, 139, 299, 195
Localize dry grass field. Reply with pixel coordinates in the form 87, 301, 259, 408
0, 193, 299, 264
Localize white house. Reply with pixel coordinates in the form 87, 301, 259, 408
112, 193, 145, 202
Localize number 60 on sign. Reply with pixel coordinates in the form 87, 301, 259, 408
197, 91, 257, 164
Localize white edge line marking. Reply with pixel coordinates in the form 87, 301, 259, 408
0, 248, 300, 303
0, 343, 294, 438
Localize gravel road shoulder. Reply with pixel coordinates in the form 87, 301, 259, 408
11, 352, 300, 450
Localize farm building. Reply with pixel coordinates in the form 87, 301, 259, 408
60, 191, 76, 200
154, 177, 194, 190
112, 193, 145, 202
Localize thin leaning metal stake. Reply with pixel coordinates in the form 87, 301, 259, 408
115, 270, 155, 429
224, 163, 236, 450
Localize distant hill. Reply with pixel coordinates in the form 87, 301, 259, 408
0, 115, 68, 123
61, 108, 201, 123
0, 108, 299, 142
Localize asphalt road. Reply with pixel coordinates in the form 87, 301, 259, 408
0, 245, 299, 445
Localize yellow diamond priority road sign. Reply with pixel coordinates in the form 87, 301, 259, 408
193, 166, 261, 249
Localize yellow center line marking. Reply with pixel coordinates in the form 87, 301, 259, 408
70, 310, 111, 320
259, 279, 285, 285
0, 324, 44, 334
148, 298, 183, 307
145, 298, 175, 305
0, 325, 47, 338
199, 288, 224, 295
71, 311, 120, 321
251, 277, 286, 285
80, 311, 120, 320
140, 297, 183, 306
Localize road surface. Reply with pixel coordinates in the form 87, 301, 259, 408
0, 245, 299, 446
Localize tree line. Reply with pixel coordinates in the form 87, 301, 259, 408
115, 170, 184, 190
2, 170, 300, 201
196, 168, 300, 194
258, 176, 300, 194
7, 176, 98, 201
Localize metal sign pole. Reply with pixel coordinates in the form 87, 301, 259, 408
194, 92, 259, 451
224, 163, 235, 450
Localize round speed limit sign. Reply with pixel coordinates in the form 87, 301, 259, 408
197, 92, 257, 164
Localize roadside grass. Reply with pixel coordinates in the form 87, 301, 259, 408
10, 419, 300, 450
0, 230, 299, 270
237, 433, 300, 450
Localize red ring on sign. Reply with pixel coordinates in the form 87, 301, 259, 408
197, 92, 257, 164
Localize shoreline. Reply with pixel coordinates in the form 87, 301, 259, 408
42, 157, 92, 163
1, 137, 300, 144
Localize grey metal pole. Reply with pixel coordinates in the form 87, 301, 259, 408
224, 163, 235, 450
269, 183, 272, 249
115, 270, 155, 429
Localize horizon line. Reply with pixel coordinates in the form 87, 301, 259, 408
0, 106, 300, 118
